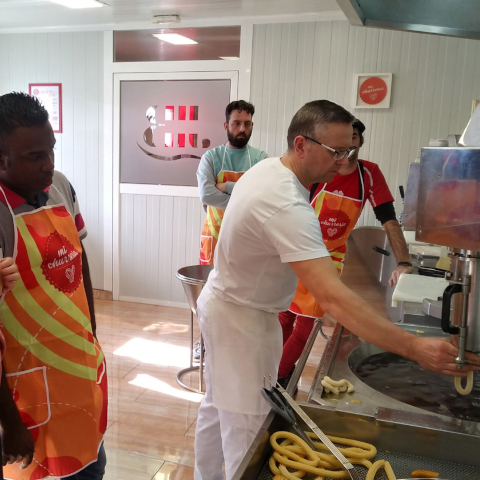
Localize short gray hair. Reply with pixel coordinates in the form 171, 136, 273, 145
287, 100, 354, 150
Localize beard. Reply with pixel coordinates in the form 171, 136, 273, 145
227, 129, 252, 148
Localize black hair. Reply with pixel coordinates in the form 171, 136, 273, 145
352, 118, 366, 147
287, 100, 354, 150
225, 100, 255, 123
0, 92, 49, 151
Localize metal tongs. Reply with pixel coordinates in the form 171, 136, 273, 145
261, 385, 317, 450
263, 377, 361, 480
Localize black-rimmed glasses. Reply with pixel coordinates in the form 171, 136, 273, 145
303, 135, 356, 160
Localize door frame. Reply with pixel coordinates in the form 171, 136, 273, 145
112, 71, 239, 300
103, 22, 253, 299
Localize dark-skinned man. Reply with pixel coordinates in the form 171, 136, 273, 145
0, 92, 107, 480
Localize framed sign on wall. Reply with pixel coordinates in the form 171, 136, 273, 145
353, 73, 392, 109
29, 83, 63, 133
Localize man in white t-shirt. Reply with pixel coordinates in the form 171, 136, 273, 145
193, 100, 480, 480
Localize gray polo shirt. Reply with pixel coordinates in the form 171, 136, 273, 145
0, 171, 87, 258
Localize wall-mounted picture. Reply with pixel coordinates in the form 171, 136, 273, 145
353, 73, 392, 109
29, 83, 63, 133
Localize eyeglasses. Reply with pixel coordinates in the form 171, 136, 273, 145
303, 135, 357, 160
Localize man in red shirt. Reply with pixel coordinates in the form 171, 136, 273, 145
278, 119, 413, 386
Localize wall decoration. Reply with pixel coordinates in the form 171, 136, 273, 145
29, 84, 63, 133
353, 73, 392, 109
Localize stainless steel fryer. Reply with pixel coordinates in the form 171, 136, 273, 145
233, 403, 480, 480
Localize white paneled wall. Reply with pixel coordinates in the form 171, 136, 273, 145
3, 21, 480, 305
119, 194, 206, 305
0, 32, 104, 289
249, 21, 480, 227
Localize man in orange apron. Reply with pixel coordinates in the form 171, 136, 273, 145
278, 119, 413, 385
197, 100, 268, 266
0, 92, 107, 480
195, 101, 268, 359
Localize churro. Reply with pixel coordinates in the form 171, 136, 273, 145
321, 376, 355, 395
269, 430, 378, 480
454, 371, 474, 395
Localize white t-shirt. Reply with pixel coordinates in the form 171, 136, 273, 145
208, 157, 330, 313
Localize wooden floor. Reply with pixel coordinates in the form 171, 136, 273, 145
93, 299, 334, 480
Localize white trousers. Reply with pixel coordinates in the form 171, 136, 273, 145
194, 314, 268, 480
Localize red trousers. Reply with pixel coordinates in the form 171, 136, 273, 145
278, 310, 314, 378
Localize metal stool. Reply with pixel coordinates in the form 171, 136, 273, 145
176, 264, 213, 394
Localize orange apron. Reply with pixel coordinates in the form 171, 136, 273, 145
200, 146, 251, 265
0, 195, 107, 480
289, 168, 365, 318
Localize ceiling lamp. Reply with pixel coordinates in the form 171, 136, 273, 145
48, 0, 105, 8
152, 33, 197, 45
152, 15, 181, 24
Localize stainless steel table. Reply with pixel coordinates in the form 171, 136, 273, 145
176, 264, 213, 394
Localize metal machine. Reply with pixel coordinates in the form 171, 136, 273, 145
234, 148, 480, 480
417, 147, 480, 366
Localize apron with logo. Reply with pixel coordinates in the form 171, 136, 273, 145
1, 192, 107, 480
289, 165, 365, 318
200, 146, 251, 265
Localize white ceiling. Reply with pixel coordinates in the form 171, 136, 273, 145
0, 0, 344, 32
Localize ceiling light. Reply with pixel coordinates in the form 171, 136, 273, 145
152, 33, 197, 45
219, 57, 240, 60
48, 0, 104, 8
152, 15, 181, 24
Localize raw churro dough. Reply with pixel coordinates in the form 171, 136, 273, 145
269, 430, 378, 480
366, 460, 396, 480
321, 376, 355, 395
454, 371, 474, 395
412, 469, 439, 478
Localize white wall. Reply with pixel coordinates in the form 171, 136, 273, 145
0, 32, 104, 289
249, 21, 480, 226
119, 194, 205, 306
2, 21, 480, 304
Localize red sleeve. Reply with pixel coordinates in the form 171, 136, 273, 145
361, 160, 394, 208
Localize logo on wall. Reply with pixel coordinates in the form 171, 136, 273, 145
137, 105, 211, 161
359, 77, 388, 105
353, 73, 392, 109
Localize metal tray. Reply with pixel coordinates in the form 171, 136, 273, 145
233, 404, 480, 480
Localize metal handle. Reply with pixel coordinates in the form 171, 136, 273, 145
373, 246, 390, 256
441, 284, 461, 334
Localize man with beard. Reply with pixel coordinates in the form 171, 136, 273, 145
278, 118, 413, 388
197, 100, 268, 266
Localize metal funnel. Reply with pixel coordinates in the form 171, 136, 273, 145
176, 265, 213, 314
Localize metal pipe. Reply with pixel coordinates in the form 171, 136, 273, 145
286, 318, 323, 396
456, 275, 471, 367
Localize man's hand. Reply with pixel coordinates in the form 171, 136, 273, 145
0, 257, 20, 294
2, 421, 34, 469
388, 264, 413, 287
410, 336, 480, 376
215, 182, 227, 192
